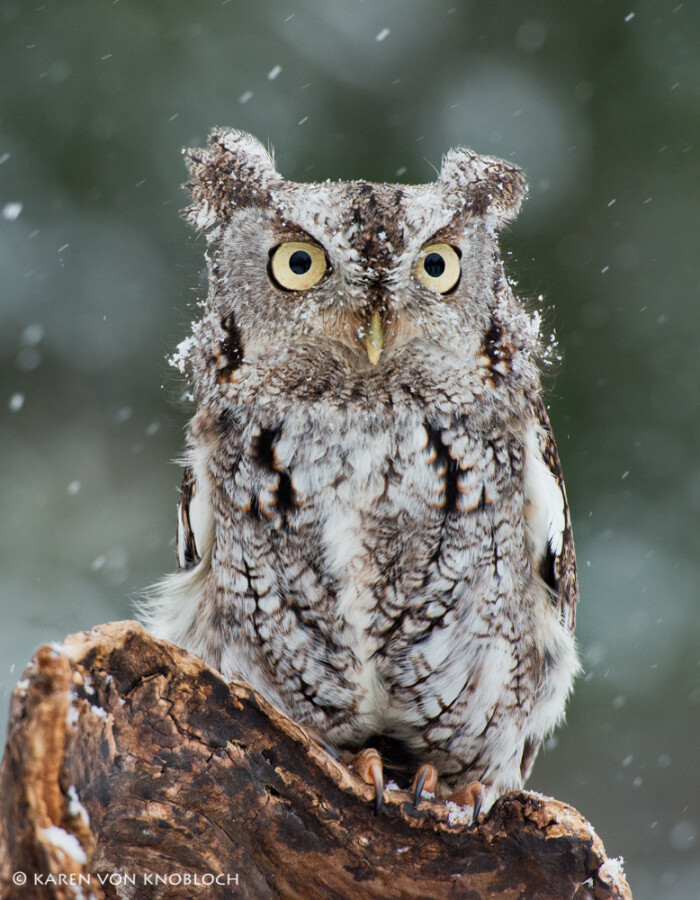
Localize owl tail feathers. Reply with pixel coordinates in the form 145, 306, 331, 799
183, 128, 284, 230
136, 548, 211, 651
439, 147, 527, 229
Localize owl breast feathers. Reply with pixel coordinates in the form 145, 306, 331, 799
143, 129, 579, 812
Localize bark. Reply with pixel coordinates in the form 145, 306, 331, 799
0, 621, 632, 900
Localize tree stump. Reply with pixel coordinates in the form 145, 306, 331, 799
0, 621, 632, 899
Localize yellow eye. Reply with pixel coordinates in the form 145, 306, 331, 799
414, 243, 461, 294
269, 241, 328, 291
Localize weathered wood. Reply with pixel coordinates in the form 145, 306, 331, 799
0, 621, 632, 899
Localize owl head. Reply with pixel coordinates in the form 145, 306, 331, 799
175, 129, 539, 411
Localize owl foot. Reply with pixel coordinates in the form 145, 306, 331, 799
447, 780, 485, 824
351, 748, 384, 815
411, 763, 438, 808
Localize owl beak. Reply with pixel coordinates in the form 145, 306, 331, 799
366, 310, 384, 366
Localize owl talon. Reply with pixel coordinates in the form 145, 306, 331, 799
351, 748, 384, 815
469, 782, 484, 824
412, 763, 438, 808
447, 780, 485, 824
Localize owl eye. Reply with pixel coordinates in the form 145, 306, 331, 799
414, 243, 461, 294
269, 241, 328, 291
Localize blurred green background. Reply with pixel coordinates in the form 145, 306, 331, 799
1, 1, 698, 895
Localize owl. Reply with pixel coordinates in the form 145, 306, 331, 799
143, 129, 579, 819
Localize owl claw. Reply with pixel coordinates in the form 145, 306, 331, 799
447, 780, 485, 824
470, 782, 484, 824
351, 748, 384, 815
412, 763, 439, 808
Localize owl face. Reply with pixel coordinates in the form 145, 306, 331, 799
179, 130, 537, 408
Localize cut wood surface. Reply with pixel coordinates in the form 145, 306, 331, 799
0, 621, 632, 899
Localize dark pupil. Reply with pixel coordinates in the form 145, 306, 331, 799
289, 250, 312, 275
424, 253, 445, 278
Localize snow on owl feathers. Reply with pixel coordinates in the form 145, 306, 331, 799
144, 129, 579, 815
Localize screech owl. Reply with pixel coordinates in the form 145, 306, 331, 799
143, 128, 579, 817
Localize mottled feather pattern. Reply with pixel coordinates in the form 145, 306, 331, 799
143, 129, 579, 809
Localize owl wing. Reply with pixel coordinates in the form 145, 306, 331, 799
518, 398, 578, 782
523, 396, 578, 634
176, 465, 214, 571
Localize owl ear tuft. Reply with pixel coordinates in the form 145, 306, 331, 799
183, 129, 283, 229
439, 148, 527, 228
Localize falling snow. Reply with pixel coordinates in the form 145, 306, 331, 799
21, 323, 44, 345
2, 201, 23, 221
670, 821, 696, 851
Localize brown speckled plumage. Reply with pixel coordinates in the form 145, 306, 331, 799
144, 129, 579, 809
